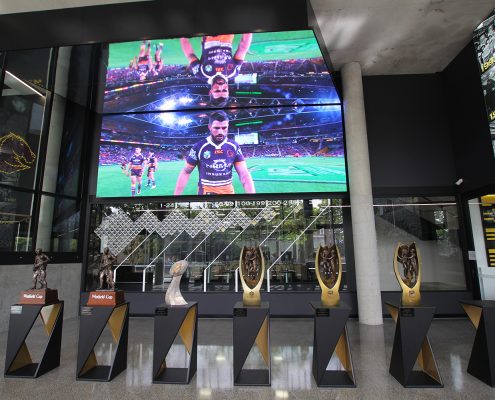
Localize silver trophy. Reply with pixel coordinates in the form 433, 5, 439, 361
165, 260, 188, 306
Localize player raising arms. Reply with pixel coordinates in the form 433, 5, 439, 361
174, 111, 255, 195
146, 151, 158, 189
127, 147, 147, 196
180, 34, 252, 106
130, 40, 153, 81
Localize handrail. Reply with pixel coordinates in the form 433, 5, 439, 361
114, 231, 154, 282
266, 206, 329, 292
142, 264, 154, 292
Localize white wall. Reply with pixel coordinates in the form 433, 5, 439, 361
0, 263, 82, 332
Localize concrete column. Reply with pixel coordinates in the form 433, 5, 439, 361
341, 62, 383, 325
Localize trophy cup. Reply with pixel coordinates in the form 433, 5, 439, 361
393, 242, 421, 306
165, 260, 188, 305
315, 244, 342, 306
239, 246, 265, 306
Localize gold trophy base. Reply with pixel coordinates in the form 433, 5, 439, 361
321, 289, 340, 307
401, 289, 421, 306
243, 290, 261, 306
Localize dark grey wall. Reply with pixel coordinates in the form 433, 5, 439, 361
442, 42, 495, 197
0, 0, 308, 51
363, 74, 457, 194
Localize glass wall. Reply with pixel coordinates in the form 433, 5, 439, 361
374, 196, 466, 291
85, 198, 349, 293
0, 45, 91, 257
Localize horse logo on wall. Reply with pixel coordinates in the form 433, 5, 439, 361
0, 132, 36, 174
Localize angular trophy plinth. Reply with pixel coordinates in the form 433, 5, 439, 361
153, 302, 198, 384
76, 302, 129, 382
460, 300, 495, 387
233, 301, 270, 386
385, 302, 443, 388
19, 289, 59, 305
86, 290, 125, 307
311, 301, 355, 387
4, 300, 64, 378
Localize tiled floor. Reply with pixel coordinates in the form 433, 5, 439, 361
0, 317, 494, 399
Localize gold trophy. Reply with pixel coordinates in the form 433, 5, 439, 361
239, 246, 265, 306
393, 242, 421, 306
315, 244, 342, 306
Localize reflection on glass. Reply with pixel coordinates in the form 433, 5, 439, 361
374, 196, 466, 291
85, 199, 347, 293
0, 187, 34, 251
0, 49, 49, 190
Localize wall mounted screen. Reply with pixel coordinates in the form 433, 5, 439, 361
97, 29, 346, 198
103, 30, 339, 113
474, 9, 495, 155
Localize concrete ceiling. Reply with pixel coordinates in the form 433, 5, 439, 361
1, 0, 495, 75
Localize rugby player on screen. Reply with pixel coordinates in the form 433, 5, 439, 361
174, 111, 255, 195
180, 34, 252, 106
127, 147, 147, 196
146, 151, 158, 189
130, 40, 164, 81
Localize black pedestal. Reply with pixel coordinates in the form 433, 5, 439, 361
153, 302, 198, 384
385, 302, 443, 388
233, 301, 270, 386
310, 302, 355, 387
4, 301, 64, 378
460, 300, 495, 387
76, 302, 129, 382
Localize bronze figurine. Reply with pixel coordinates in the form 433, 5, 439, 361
32, 248, 50, 289
98, 247, 117, 290
315, 244, 342, 306
239, 246, 265, 306
393, 242, 422, 306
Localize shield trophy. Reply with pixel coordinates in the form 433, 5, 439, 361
315, 244, 342, 306
393, 242, 421, 306
239, 246, 265, 306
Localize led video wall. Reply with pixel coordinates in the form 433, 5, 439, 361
97, 30, 346, 198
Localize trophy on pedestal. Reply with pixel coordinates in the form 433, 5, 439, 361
393, 242, 421, 306
315, 244, 342, 306
18, 248, 59, 305
165, 260, 188, 306
239, 246, 265, 306
87, 247, 125, 306
5, 249, 64, 378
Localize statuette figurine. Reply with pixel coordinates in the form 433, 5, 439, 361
315, 244, 342, 306
393, 242, 421, 306
98, 247, 117, 290
165, 260, 188, 306
32, 248, 50, 289
239, 246, 265, 306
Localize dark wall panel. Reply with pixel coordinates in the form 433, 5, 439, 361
0, 0, 309, 51
442, 42, 495, 196
363, 74, 457, 192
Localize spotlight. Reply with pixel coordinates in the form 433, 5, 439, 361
455, 178, 464, 186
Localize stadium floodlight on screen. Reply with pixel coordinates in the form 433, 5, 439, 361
103, 30, 340, 113
474, 8, 495, 157
96, 29, 347, 198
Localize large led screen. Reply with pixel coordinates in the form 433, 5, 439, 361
96, 106, 346, 197
103, 30, 340, 113
474, 9, 495, 155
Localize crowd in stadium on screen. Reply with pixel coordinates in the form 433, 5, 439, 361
104, 58, 330, 91
98, 139, 344, 166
